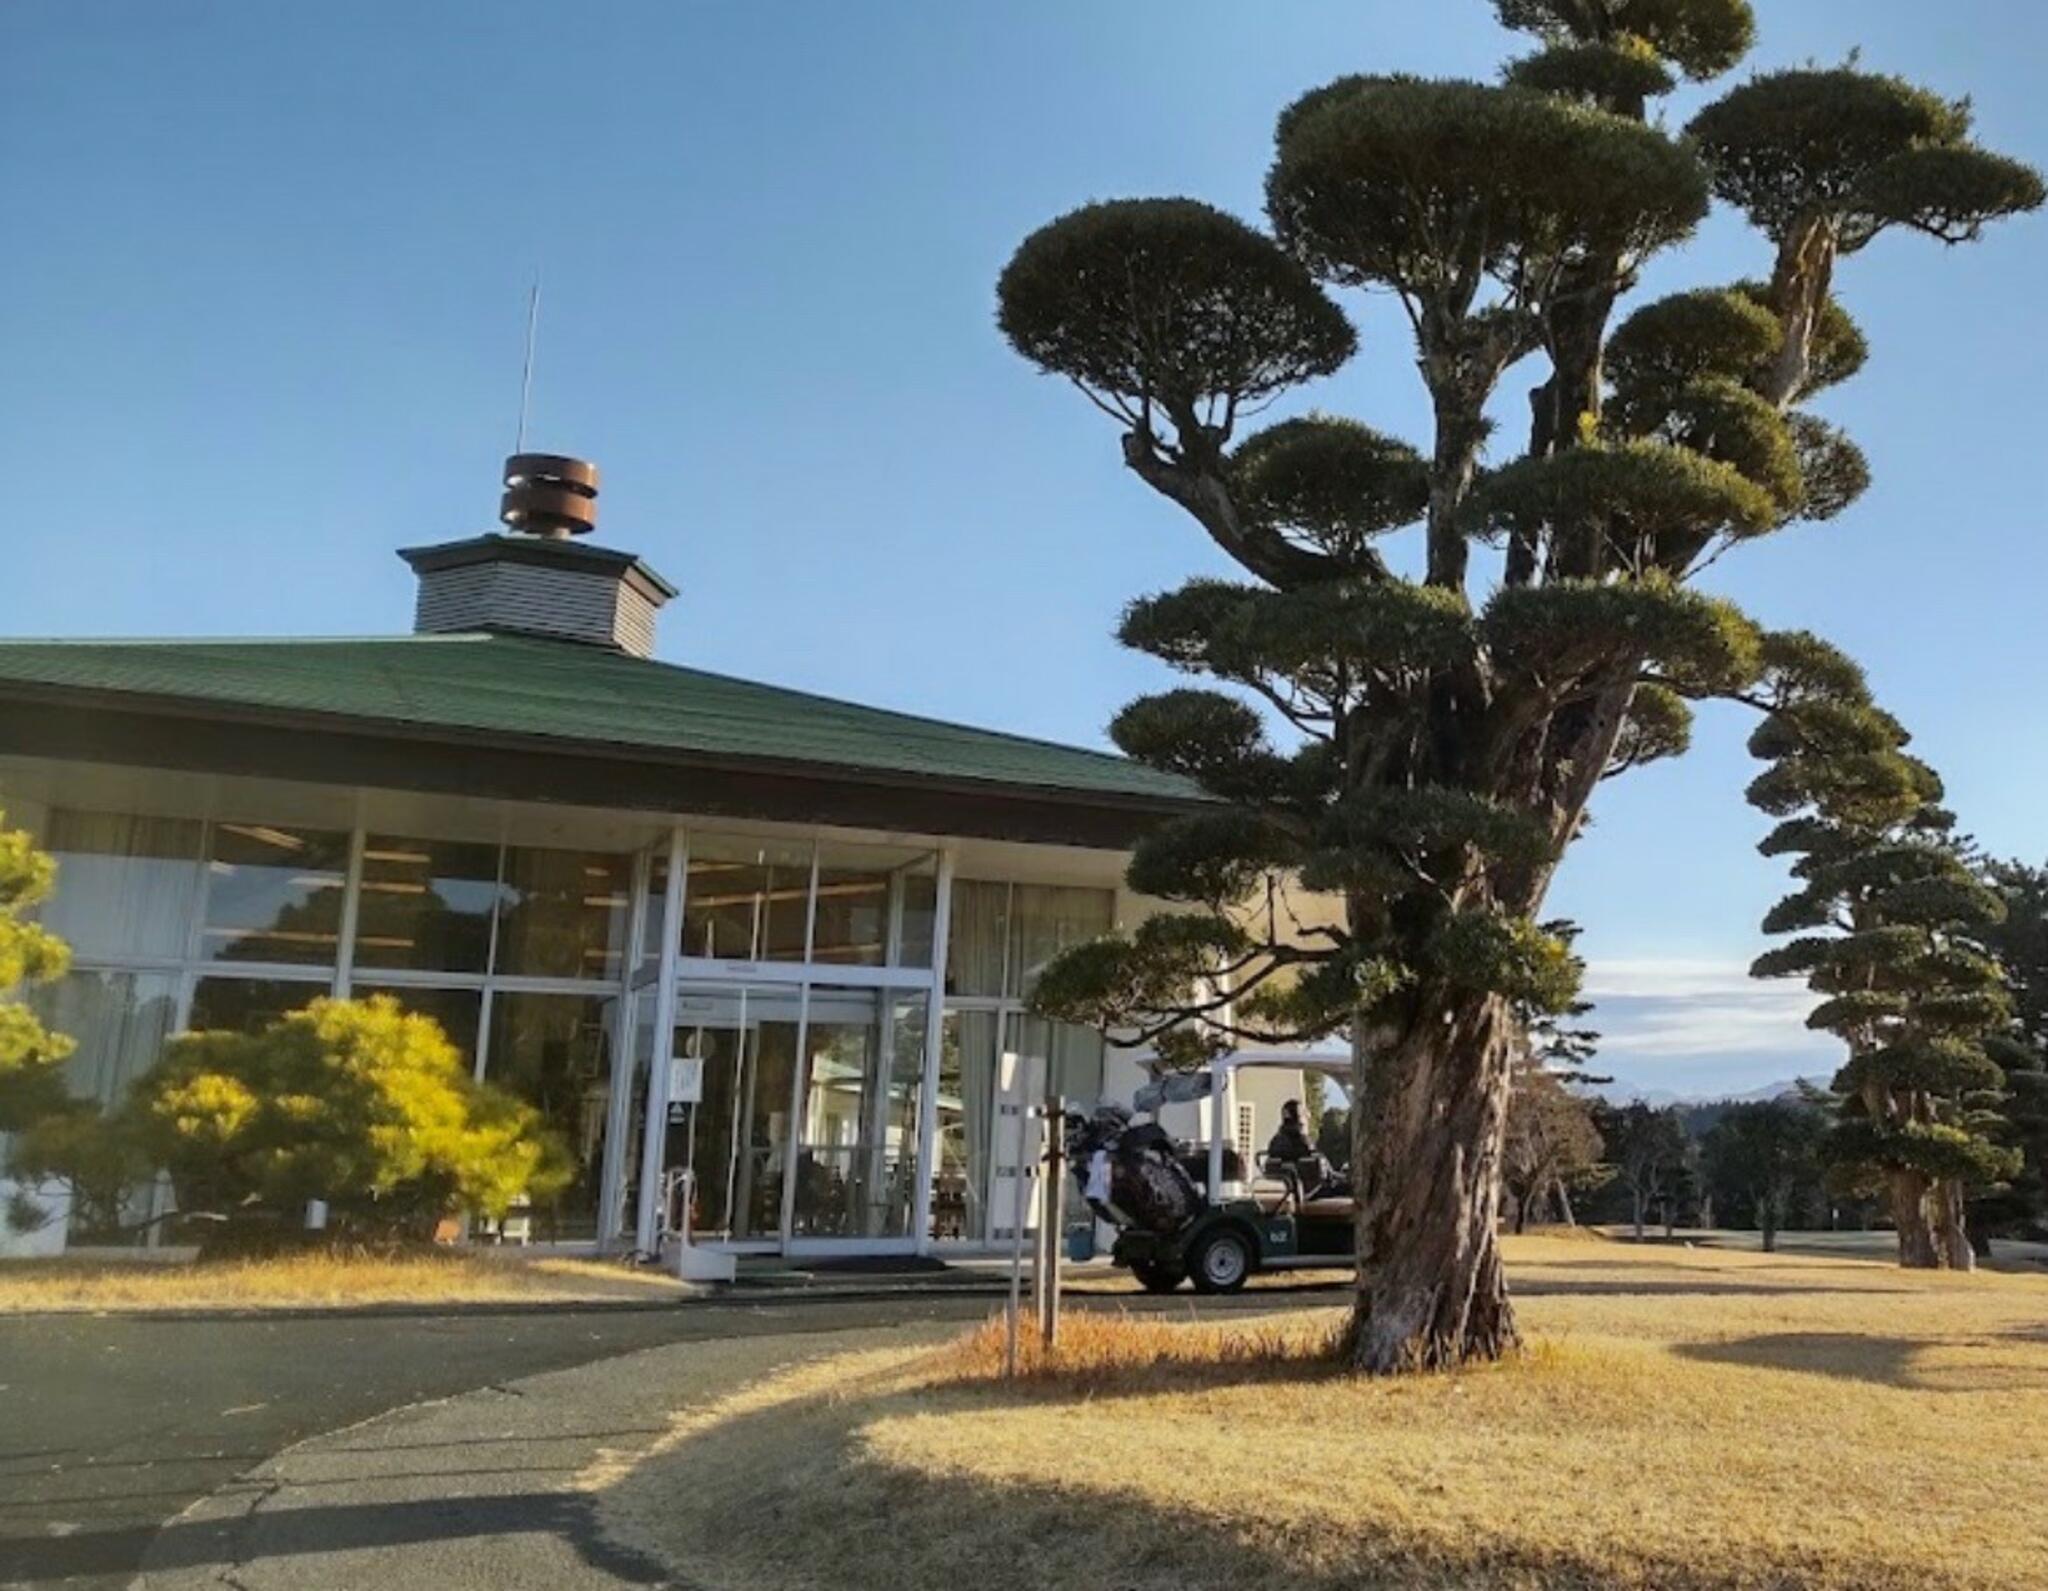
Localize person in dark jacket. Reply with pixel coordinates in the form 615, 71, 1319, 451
1265, 1099, 1315, 1166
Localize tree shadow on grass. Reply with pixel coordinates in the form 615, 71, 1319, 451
594, 1350, 1878, 1591
1517, 1278, 1915, 1299
1673, 1332, 2048, 1392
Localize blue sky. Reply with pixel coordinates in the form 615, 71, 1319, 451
4, 2, 2043, 1097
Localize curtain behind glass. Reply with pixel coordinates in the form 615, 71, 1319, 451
945, 881, 1009, 996
1007, 885, 1114, 997
40, 811, 204, 961
32, 969, 179, 1108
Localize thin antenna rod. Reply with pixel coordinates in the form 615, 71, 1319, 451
515, 275, 542, 452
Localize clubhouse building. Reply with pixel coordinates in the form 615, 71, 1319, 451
0, 455, 1295, 1259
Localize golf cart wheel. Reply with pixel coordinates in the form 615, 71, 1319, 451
1189, 1228, 1253, 1294
1129, 1258, 1184, 1294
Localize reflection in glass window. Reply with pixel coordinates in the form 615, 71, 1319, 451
32, 969, 180, 1108
352, 836, 500, 974
353, 984, 484, 1077
187, 976, 326, 1036
39, 811, 204, 961
812, 845, 937, 968
679, 836, 811, 961
485, 991, 617, 1242
945, 880, 1010, 996
1007, 884, 1115, 997
637, 850, 670, 982
494, 847, 632, 981
200, 823, 350, 966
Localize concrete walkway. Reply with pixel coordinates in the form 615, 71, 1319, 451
134, 1322, 944, 1590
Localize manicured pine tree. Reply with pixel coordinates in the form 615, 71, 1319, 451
0, 808, 73, 1134
1001, 0, 2040, 1368
1747, 685, 2018, 1269
1974, 858, 2048, 1239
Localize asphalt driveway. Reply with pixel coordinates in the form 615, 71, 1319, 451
0, 1294, 1004, 1589
0, 1284, 1344, 1589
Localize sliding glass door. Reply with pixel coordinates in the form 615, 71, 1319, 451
789, 987, 927, 1242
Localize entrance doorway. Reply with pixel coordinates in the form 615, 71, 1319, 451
644, 983, 931, 1253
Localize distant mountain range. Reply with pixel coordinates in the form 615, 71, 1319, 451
1587, 1077, 1816, 1108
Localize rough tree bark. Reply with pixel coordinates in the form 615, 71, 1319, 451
1890, 1167, 1939, 1268
1348, 990, 1519, 1373
1931, 1177, 1975, 1272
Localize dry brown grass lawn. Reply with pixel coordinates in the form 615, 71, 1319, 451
0, 1249, 687, 1310
599, 1234, 2048, 1591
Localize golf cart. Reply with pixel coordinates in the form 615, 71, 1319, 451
1069, 1051, 1354, 1294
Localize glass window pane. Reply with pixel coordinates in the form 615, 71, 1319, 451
812, 844, 937, 968
352, 836, 501, 974
200, 822, 350, 966
791, 988, 926, 1239
1007, 884, 1114, 998
351, 984, 484, 1077
945, 881, 1009, 996
932, 1009, 999, 1242
187, 976, 326, 1036
679, 835, 811, 962
637, 848, 671, 983
484, 992, 617, 1241
31, 969, 180, 1109
1017, 1014, 1106, 1106
494, 847, 632, 981
39, 811, 204, 961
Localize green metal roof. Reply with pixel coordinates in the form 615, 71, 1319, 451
0, 633, 1200, 805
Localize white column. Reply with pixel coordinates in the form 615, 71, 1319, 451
911, 849, 954, 1254
634, 825, 687, 1254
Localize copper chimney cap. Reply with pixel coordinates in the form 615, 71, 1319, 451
500, 452, 599, 539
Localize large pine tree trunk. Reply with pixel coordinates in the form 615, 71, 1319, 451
1931, 1178, 1975, 1272
1348, 991, 1518, 1373
1890, 1168, 1939, 1268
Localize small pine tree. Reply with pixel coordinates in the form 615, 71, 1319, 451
128, 995, 571, 1247
0, 808, 73, 1135
1748, 688, 2018, 1269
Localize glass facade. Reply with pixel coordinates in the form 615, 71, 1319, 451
495, 847, 634, 981
38, 811, 203, 961
679, 835, 811, 961
26, 800, 1119, 1253
934, 880, 1114, 1242
29, 969, 179, 1109
200, 822, 350, 966
485, 992, 618, 1242
352, 836, 499, 974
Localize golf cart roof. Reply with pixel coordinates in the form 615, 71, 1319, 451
1206, 1048, 1350, 1082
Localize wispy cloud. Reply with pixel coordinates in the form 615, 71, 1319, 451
1579, 956, 1835, 1096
